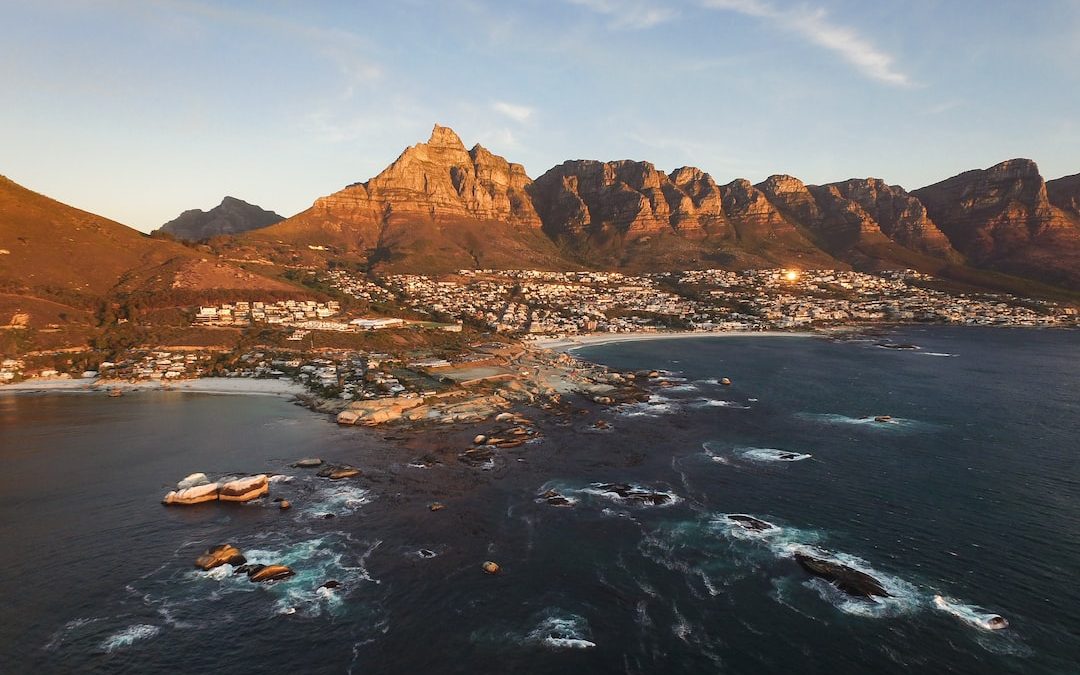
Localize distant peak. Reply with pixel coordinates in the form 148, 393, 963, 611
427, 124, 465, 149
987, 158, 1040, 177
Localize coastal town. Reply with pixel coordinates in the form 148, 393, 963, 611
1, 268, 1075, 391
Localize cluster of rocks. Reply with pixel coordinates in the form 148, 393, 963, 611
194, 544, 295, 583
162, 473, 269, 505
459, 411, 541, 467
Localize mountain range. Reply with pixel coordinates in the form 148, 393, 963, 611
2, 124, 1078, 334
234, 125, 1079, 291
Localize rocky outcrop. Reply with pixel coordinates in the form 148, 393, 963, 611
163, 482, 220, 505
794, 552, 890, 598
195, 544, 246, 571
913, 159, 1080, 287
157, 197, 284, 241
218, 475, 269, 502
337, 397, 424, 425
249, 564, 294, 582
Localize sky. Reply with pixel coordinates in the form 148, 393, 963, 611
2, 0, 1079, 232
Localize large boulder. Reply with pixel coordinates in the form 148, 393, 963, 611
249, 564, 294, 582
177, 472, 210, 490
163, 482, 220, 505
218, 475, 269, 502
195, 544, 246, 570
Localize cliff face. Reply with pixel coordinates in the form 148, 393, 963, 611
528, 160, 723, 239
1047, 173, 1080, 218
913, 159, 1080, 286
157, 196, 284, 241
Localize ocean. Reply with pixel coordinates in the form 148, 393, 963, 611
1, 326, 1077, 674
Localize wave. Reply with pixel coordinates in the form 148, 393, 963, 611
297, 483, 372, 518
921, 352, 956, 357
526, 612, 596, 650
796, 412, 926, 430
581, 482, 682, 507
98, 624, 160, 653
933, 595, 1009, 631
618, 394, 680, 417
692, 398, 751, 409
739, 447, 812, 463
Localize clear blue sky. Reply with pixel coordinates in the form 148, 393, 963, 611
3, 0, 1079, 232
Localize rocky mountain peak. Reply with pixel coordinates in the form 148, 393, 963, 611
427, 124, 466, 150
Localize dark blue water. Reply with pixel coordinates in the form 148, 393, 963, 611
1, 327, 1077, 673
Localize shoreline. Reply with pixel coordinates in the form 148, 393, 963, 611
531, 329, 826, 353
0, 377, 306, 398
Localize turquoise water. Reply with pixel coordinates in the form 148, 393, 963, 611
1, 327, 1077, 673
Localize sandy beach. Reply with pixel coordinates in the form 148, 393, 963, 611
0, 377, 305, 398
531, 330, 820, 353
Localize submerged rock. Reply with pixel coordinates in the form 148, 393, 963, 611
195, 544, 246, 571
292, 457, 323, 468
218, 475, 269, 502
428, 502, 446, 512
794, 552, 891, 599
874, 415, 893, 423
728, 514, 776, 532
163, 482, 220, 505
320, 580, 341, 589
593, 483, 672, 506
317, 465, 361, 480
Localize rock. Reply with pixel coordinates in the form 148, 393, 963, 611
429, 502, 446, 512
195, 544, 246, 571
720, 377, 732, 386
279, 500, 291, 510
728, 514, 776, 532
594, 483, 672, 506
336, 410, 361, 425
235, 563, 264, 577
317, 465, 361, 479
495, 412, 514, 422
473, 434, 487, 445
177, 472, 210, 490
163, 482, 220, 505
793, 552, 890, 598
320, 580, 341, 589
218, 474, 269, 502
482, 561, 500, 575
249, 565, 295, 582
418, 549, 437, 558
292, 457, 323, 468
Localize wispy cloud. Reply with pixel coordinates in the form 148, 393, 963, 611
702, 0, 913, 86
567, 0, 679, 30
491, 101, 534, 123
